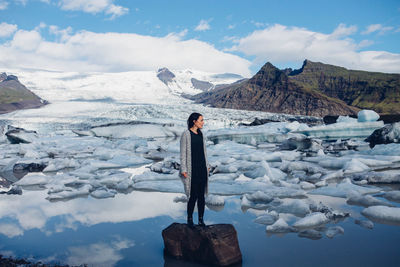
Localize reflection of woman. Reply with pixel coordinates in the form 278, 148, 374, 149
180, 113, 209, 227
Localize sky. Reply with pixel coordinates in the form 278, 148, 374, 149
0, 0, 399, 77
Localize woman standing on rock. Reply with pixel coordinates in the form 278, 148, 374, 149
180, 112, 209, 227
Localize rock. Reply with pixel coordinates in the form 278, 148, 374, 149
5, 126, 38, 144
157, 68, 175, 85
191, 78, 213, 91
162, 223, 242, 266
365, 122, 400, 148
13, 162, 47, 172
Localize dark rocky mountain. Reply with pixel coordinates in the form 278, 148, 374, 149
192, 62, 359, 117
0, 72, 47, 114
157, 67, 175, 85
191, 78, 213, 91
288, 60, 400, 114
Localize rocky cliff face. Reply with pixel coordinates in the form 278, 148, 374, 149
289, 60, 400, 114
193, 62, 359, 117
0, 72, 47, 114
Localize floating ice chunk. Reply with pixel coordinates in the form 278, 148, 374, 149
347, 194, 395, 207
235, 174, 253, 182
363, 143, 400, 156
267, 199, 311, 217
205, 194, 225, 206
280, 160, 325, 174
173, 194, 187, 203
363, 170, 400, 184
361, 206, 400, 225
132, 171, 180, 183
115, 178, 133, 190
325, 226, 344, 238
298, 229, 322, 240
358, 110, 379, 122
132, 180, 184, 193
245, 191, 274, 203
294, 120, 384, 140
209, 173, 238, 183
266, 218, 294, 233
315, 180, 327, 187
300, 181, 316, 190
43, 158, 79, 172
383, 191, 400, 202
46, 184, 92, 201
90, 187, 117, 199
241, 194, 271, 210
343, 159, 370, 174
292, 212, 329, 229
337, 115, 357, 123
321, 170, 344, 181
310, 178, 381, 198
254, 211, 279, 225
355, 219, 374, 229
214, 164, 238, 174
14, 174, 51, 186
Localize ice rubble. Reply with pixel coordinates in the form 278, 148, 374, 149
346, 194, 395, 207
310, 178, 381, 198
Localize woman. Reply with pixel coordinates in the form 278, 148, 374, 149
180, 112, 209, 227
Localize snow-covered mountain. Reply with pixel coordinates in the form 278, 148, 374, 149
5, 68, 243, 104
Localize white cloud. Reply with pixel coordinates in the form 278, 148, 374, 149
0, 0, 8, 10
0, 22, 17, 37
59, 0, 128, 19
230, 23, 400, 73
362, 24, 394, 35
0, 26, 251, 76
195, 19, 211, 31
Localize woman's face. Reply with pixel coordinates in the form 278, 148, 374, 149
194, 116, 204, 129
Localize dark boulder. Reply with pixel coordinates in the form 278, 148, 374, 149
162, 223, 242, 266
365, 122, 400, 148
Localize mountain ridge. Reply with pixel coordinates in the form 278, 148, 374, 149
191, 60, 400, 117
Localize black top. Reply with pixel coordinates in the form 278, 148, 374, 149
190, 130, 207, 183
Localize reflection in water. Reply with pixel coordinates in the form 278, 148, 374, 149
67, 237, 134, 266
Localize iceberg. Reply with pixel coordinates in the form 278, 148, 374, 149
383, 191, 400, 202
294, 120, 384, 140
346, 194, 395, 207
266, 199, 311, 217
266, 218, 294, 233
357, 110, 380, 122
310, 178, 381, 198
292, 212, 329, 229
254, 211, 279, 225
361, 206, 400, 225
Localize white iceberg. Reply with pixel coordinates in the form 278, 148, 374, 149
361, 206, 400, 225
357, 110, 379, 122
266, 218, 294, 233
292, 212, 329, 229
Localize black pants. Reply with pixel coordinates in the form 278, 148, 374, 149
187, 178, 206, 219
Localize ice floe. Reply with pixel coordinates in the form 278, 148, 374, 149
292, 212, 329, 229
310, 178, 381, 198
325, 226, 344, 238
361, 206, 400, 225
266, 218, 294, 233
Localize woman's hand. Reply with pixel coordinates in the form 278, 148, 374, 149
182, 172, 188, 178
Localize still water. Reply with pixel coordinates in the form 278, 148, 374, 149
0, 188, 399, 267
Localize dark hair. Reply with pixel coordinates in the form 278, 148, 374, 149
187, 112, 203, 134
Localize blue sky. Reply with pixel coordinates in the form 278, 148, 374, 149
0, 0, 399, 76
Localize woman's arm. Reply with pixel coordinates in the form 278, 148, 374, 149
180, 131, 188, 176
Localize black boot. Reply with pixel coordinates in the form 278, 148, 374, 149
198, 217, 206, 227
187, 217, 194, 228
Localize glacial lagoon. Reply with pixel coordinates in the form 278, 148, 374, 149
1, 102, 400, 266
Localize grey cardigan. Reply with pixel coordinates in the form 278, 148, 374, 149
179, 129, 209, 197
